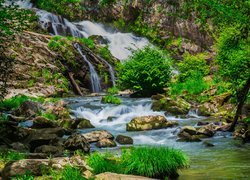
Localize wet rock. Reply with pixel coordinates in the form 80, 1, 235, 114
126, 115, 178, 131
59, 118, 94, 129
15, 101, 40, 117
180, 126, 197, 135
34, 145, 64, 155
96, 138, 117, 148
203, 140, 215, 147
233, 124, 250, 143
96, 172, 155, 180
32, 116, 58, 128
64, 134, 90, 152
76, 118, 95, 129
197, 124, 216, 137
197, 121, 210, 126
177, 131, 202, 142
82, 130, 114, 143
151, 94, 165, 100
89, 35, 109, 44
116, 135, 133, 145
152, 97, 191, 115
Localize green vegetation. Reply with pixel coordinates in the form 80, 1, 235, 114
0, 95, 30, 110
118, 46, 172, 96
101, 87, 122, 105
87, 152, 121, 174
99, 0, 116, 6
50, 165, 87, 180
35, 0, 83, 20
0, 150, 26, 163
38, 111, 57, 121
15, 171, 34, 180
87, 146, 188, 178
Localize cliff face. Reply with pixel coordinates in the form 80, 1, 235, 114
78, 0, 213, 53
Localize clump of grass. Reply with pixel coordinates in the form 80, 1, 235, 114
121, 146, 189, 179
39, 111, 57, 121
101, 95, 121, 105
0, 95, 30, 110
87, 146, 188, 179
50, 165, 86, 180
15, 171, 34, 180
87, 152, 121, 174
0, 150, 26, 163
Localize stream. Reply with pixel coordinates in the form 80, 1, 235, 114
67, 96, 250, 179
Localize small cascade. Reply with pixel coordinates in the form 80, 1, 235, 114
75, 44, 102, 93
100, 58, 116, 86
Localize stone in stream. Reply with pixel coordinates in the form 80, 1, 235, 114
82, 130, 114, 143
59, 118, 94, 129
126, 115, 178, 131
96, 138, 117, 148
203, 140, 215, 147
177, 126, 202, 142
115, 135, 133, 145
64, 134, 90, 152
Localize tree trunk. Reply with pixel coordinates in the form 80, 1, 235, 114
229, 77, 250, 131
68, 72, 83, 96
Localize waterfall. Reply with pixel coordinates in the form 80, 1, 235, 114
75, 44, 101, 93
100, 58, 116, 86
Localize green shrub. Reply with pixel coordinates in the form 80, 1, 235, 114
118, 46, 172, 96
107, 87, 119, 95
101, 95, 121, 105
0, 95, 30, 110
39, 111, 57, 121
177, 53, 209, 82
170, 72, 209, 96
79, 38, 95, 49
121, 146, 188, 179
14, 171, 34, 180
87, 152, 121, 174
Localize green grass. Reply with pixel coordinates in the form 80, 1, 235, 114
0, 95, 30, 110
39, 111, 57, 121
121, 146, 188, 179
50, 165, 87, 180
0, 150, 26, 163
87, 152, 122, 174
87, 146, 188, 179
14, 171, 34, 180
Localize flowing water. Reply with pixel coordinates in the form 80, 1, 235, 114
75, 44, 101, 93
67, 96, 250, 179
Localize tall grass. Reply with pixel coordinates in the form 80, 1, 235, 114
87, 152, 121, 174
87, 146, 189, 179
0, 150, 26, 163
121, 146, 188, 179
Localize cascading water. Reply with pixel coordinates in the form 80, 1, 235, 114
75, 44, 101, 93
100, 58, 116, 86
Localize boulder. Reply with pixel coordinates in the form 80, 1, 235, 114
151, 94, 165, 100
126, 115, 178, 131
152, 97, 191, 115
32, 116, 58, 128
64, 134, 90, 152
15, 101, 40, 117
115, 135, 133, 145
10, 142, 28, 152
2, 159, 49, 178
96, 138, 117, 148
76, 118, 95, 129
34, 145, 64, 155
177, 126, 201, 142
96, 172, 155, 180
202, 140, 215, 147
82, 130, 114, 143
2, 156, 88, 178
197, 124, 216, 137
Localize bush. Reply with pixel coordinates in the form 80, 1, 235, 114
87, 146, 188, 179
118, 46, 172, 96
177, 53, 209, 82
121, 146, 188, 179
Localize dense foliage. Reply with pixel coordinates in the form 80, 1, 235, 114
118, 46, 172, 96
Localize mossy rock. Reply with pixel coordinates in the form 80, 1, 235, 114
152, 97, 191, 115
126, 115, 178, 131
